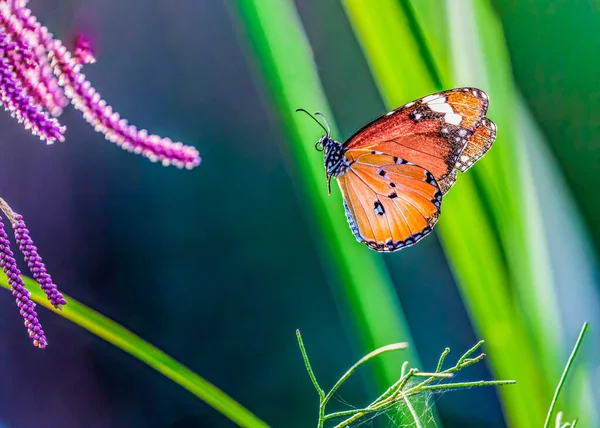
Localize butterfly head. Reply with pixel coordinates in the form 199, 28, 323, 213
296, 109, 348, 194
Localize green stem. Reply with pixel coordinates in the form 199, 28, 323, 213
400, 391, 423, 428
435, 347, 450, 372
543, 322, 589, 428
0, 274, 269, 428
416, 380, 516, 393
296, 330, 325, 400
322, 342, 408, 408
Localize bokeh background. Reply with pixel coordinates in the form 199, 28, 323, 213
0, 0, 598, 427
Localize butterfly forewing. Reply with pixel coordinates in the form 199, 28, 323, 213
338, 154, 442, 252
456, 117, 497, 172
343, 88, 490, 183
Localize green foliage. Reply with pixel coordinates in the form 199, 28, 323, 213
297, 330, 515, 427
0, 273, 269, 428
340, 0, 597, 425
231, 0, 424, 392
544, 323, 589, 428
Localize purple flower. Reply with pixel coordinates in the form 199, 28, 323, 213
0, 1, 202, 168
0, 214, 47, 349
13, 214, 66, 309
0, 31, 66, 143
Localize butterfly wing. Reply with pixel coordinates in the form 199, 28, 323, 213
343, 88, 490, 183
438, 118, 497, 194
337, 153, 442, 252
456, 117, 497, 172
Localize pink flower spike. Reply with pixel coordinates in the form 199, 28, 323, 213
1, 0, 201, 167
73, 34, 95, 65
48, 41, 201, 168
0, 33, 66, 143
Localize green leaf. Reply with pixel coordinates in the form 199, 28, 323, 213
0, 274, 269, 428
231, 0, 423, 390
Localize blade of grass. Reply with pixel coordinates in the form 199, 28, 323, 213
544, 322, 589, 428
340, 0, 547, 425
231, 0, 423, 391
517, 97, 600, 425
0, 275, 269, 428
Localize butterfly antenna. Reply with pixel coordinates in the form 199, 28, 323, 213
314, 112, 331, 137
296, 108, 329, 136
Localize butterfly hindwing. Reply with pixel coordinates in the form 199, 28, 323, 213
343, 88, 489, 183
338, 153, 442, 252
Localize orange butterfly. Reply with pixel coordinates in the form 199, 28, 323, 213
298, 88, 496, 252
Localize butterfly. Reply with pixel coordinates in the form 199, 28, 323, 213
298, 88, 496, 252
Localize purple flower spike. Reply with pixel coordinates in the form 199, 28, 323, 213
0, 32, 65, 143
13, 215, 66, 309
0, 215, 47, 349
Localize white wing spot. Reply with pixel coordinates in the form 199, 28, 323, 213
385, 110, 395, 116
421, 94, 439, 103
458, 129, 467, 137
414, 113, 422, 120
472, 90, 479, 97
481, 92, 489, 100
460, 155, 469, 162
441, 127, 448, 133
427, 96, 446, 104
428, 102, 453, 114
444, 113, 462, 125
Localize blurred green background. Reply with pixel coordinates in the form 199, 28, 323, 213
0, 0, 598, 427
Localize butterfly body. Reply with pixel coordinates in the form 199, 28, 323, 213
304, 88, 496, 252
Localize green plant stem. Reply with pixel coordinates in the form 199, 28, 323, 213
543, 322, 589, 428
435, 347, 450, 372
322, 342, 514, 428
296, 330, 325, 400
400, 391, 423, 428
0, 274, 269, 428
417, 380, 516, 393
322, 342, 408, 408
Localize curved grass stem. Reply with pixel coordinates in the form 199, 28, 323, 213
543, 322, 589, 428
0, 273, 270, 428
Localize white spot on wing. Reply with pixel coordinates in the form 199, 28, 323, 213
426, 96, 446, 104
460, 155, 469, 162
428, 102, 453, 114
385, 110, 395, 116
458, 129, 467, 137
421, 94, 439, 103
481, 91, 489, 100
444, 113, 462, 125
